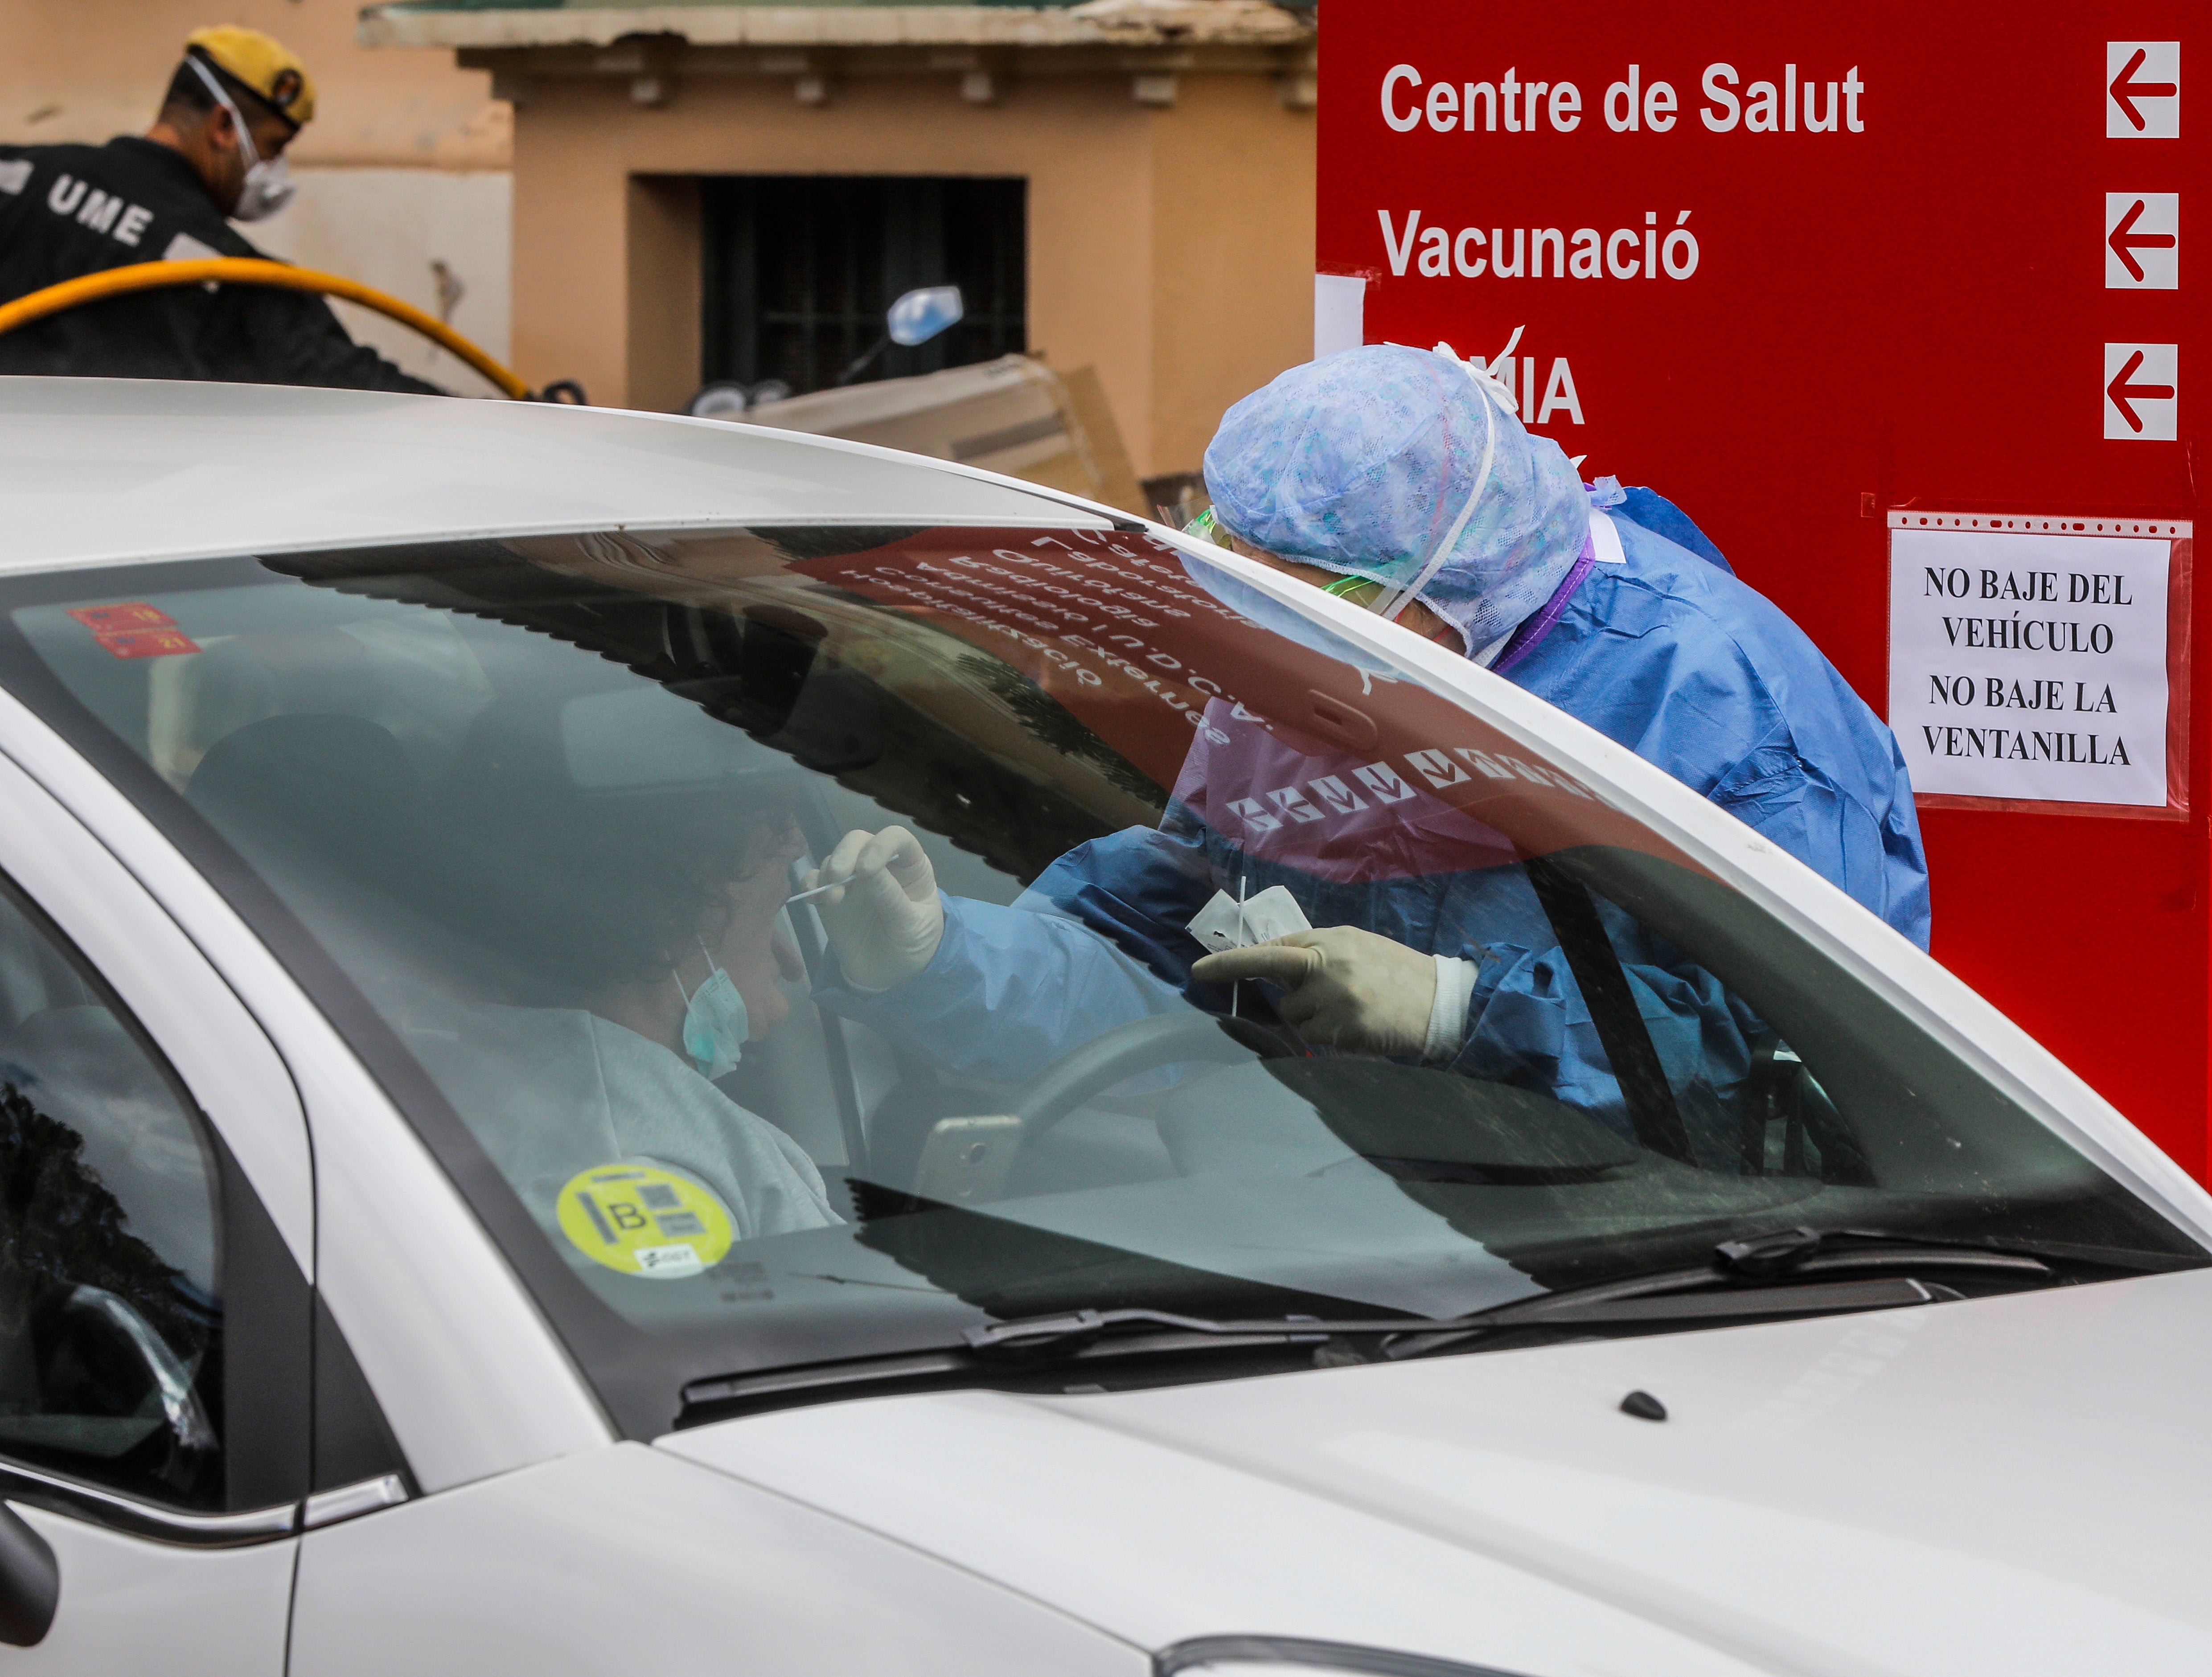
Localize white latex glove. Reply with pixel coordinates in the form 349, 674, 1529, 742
802, 826, 945, 993
1190, 925, 1438, 1058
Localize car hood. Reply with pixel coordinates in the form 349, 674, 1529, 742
661, 1269, 2212, 1677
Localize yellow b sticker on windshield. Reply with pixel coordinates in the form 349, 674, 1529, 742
556, 1162, 735, 1280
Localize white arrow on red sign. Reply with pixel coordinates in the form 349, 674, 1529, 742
2107, 42, 2180, 139
2105, 344, 2178, 440
2106, 194, 2179, 288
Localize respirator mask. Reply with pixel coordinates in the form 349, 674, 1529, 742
188, 54, 295, 223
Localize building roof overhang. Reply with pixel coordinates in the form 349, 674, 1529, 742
359, 0, 1309, 51
359, 0, 1315, 107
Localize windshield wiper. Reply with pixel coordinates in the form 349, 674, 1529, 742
966, 1278, 1970, 1362
677, 1308, 1391, 1419
683, 1308, 1436, 1412
1711, 1225, 2068, 1278
677, 1226, 2134, 1421
955, 1228, 2100, 1357
1375, 1226, 2067, 1360
963, 1307, 1338, 1355
679, 1245, 2007, 1421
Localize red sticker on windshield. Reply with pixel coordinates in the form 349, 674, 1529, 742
67, 604, 199, 659
92, 627, 201, 660
68, 603, 174, 632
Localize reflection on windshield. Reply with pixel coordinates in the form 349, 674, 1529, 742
4, 524, 2199, 1436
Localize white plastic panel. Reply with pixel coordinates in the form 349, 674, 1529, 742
0, 691, 609, 1491
7, 1507, 294, 1675
287, 1443, 1143, 1677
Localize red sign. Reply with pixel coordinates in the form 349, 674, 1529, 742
66, 603, 174, 632
1320, 4, 2209, 1174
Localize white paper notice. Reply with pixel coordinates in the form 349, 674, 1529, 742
1313, 274, 1366, 362
1888, 522, 2173, 807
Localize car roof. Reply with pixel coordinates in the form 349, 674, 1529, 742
0, 378, 1114, 575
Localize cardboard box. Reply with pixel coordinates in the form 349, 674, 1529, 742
739, 356, 1146, 517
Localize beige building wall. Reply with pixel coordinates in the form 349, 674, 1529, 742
1, 0, 513, 384
506, 67, 1311, 475
253, 168, 513, 385
0, 0, 506, 165
1144, 72, 1313, 475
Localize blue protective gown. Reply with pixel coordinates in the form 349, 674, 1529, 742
820, 496, 1928, 1158
1532, 500, 1927, 943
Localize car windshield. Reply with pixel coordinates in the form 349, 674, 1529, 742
0, 522, 2199, 1435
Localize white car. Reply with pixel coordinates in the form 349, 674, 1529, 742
0, 377, 2206, 1677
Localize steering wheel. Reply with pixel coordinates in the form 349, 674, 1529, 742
1008, 1010, 1301, 1138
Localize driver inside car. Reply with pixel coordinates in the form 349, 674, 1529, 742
415, 769, 843, 1246
797, 344, 1925, 1153
185, 709, 841, 1245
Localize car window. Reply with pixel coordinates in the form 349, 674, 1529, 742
0, 876, 225, 1510
0, 525, 2198, 1439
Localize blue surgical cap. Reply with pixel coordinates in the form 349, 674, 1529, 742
1202, 344, 1589, 654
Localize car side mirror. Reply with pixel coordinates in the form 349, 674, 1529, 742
836, 285, 966, 385
0, 1503, 58, 1646
886, 286, 964, 347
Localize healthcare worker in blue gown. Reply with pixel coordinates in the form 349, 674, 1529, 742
803, 343, 1928, 1151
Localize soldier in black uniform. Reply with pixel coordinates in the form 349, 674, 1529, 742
0, 26, 443, 394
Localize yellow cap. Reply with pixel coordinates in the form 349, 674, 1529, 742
185, 25, 316, 127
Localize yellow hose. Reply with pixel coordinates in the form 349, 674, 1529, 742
0, 258, 532, 400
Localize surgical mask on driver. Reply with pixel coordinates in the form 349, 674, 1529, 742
674, 943, 750, 1081
188, 55, 296, 222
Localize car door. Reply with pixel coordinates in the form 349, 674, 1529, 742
0, 747, 317, 1672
